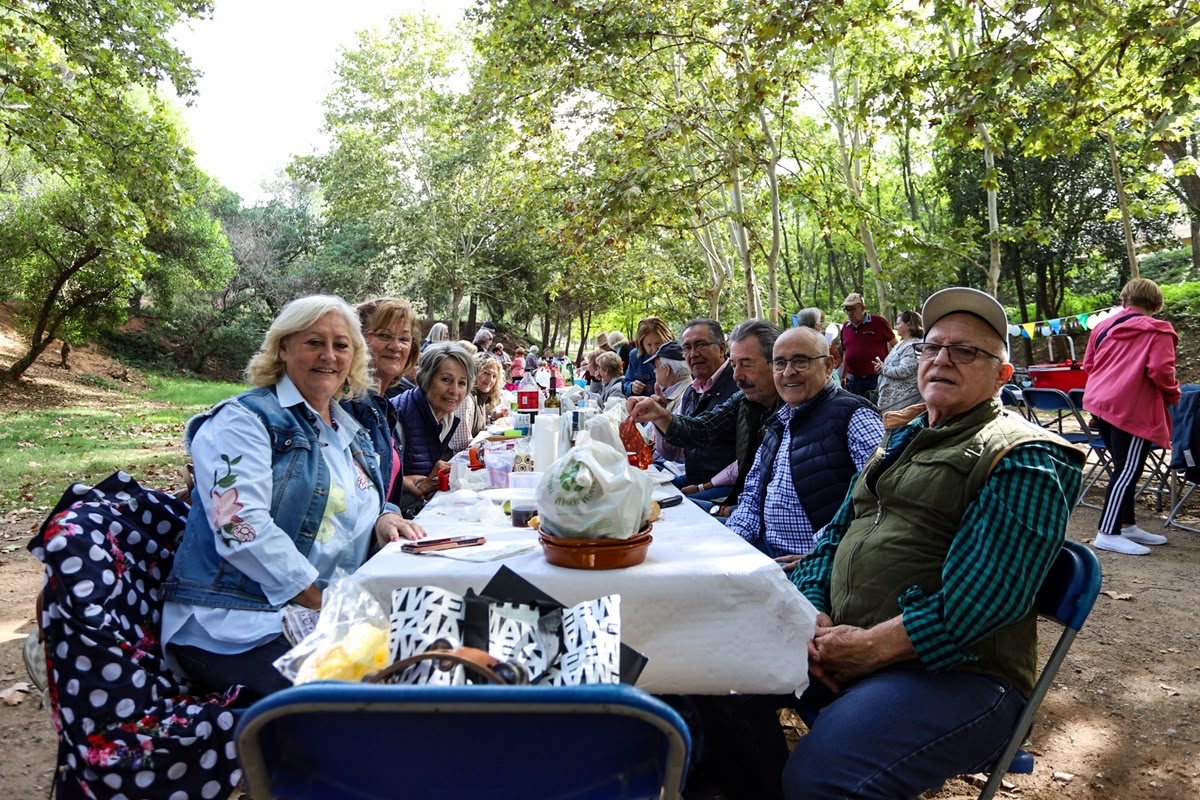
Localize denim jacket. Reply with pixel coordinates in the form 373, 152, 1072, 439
163, 381, 392, 612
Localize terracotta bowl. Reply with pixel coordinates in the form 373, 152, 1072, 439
539, 525, 652, 570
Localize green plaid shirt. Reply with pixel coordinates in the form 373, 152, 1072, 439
791, 416, 1082, 671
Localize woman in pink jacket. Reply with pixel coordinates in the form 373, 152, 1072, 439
1083, 278, 1181, 555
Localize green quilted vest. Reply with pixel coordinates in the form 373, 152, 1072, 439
828, 398, 1084, 697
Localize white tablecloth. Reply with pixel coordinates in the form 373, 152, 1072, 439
354, 487, 816, 695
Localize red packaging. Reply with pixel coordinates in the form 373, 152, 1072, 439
517, 389, 540, 411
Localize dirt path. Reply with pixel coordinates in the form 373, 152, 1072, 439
3, 497, 1199, 799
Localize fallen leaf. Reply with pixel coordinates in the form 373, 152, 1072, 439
1160, 684, 1181, 696
0, 683, 30, 705
1102, 590, 1134, 601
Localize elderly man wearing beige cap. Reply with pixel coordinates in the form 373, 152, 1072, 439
782, 287, 1084, 800
838, 291, 894, 400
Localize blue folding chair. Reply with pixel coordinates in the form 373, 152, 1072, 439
1165, 385, 1200, 532
978, 540, 1103, 800
1023, 388, 1111, 508
236, 682, 692, 799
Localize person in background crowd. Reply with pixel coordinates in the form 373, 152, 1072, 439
632, 340, 691, 463
456, 340, 478, 355
676, 319, 739, 489
509, 347, 526, 386
449, 352, 506, 452
839, 292, 894, 399
161, 295, 425, 702
782, 287, 1082, 800
596, 350, 626, 406
525, 345, 541, 372
725, 326, 882, 556
875, 309, 924, 413
624, 316, 674, 397
1083, 277, 1181, 555
492, 342, 511, 371
584, 350, 603, 394
595, 332, 613, 352
390, 343, 474, 517
472, 327, 494, 351
609, 331, 632, 370
422, 321, 449, 352
795, 307, 842, 388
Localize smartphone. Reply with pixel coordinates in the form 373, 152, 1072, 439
401, 535, 487, 554
659, 494, 684, 508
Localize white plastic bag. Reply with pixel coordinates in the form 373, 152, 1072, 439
535, 431, 652, 540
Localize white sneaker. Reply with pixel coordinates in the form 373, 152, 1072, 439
1094, 532, 1150, 555
1122, 525, 1168, 546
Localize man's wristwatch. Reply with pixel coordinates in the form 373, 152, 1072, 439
709, 504, 724, 518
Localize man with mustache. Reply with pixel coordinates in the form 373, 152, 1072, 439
628, 319, 781, 516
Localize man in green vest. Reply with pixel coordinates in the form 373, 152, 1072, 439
782, 287, 1084, 800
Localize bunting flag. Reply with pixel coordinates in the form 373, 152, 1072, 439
788, 304, 1121, 340
1006, 305, 1121, 340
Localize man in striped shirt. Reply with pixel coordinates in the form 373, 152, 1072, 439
782, 287, 1083, 800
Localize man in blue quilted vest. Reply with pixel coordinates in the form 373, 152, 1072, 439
724, 325, 884, 556
782, 287, 1084, 800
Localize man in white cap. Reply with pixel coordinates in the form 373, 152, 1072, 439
781, 287, 1084, 800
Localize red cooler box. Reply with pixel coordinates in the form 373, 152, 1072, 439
1027, 361, 1088, 391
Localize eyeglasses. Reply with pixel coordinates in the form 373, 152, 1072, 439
681, 340, 718, 354
369, 331, 413, 347
771, 354, 829, 372
913, 342, 1001, 365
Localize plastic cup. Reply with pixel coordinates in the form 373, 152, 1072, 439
508, 472, 543, 491
511, 504, 537, 528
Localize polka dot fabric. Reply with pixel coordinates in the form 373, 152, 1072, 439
27, 472, 243, 800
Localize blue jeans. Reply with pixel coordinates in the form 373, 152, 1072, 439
783, 667, 1025, 800
671, 473, 731, 509
845, 373, 878, 399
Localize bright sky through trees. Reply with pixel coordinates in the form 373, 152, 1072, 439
172, 0, 469, 204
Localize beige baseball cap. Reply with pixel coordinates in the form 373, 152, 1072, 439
842, 292, 864, 309
921, 287, 1008, 343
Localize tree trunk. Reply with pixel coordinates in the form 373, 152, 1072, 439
467, 295, 479, 335
978, 123, 1003, 297
448, 283, 465, 340
1104, 130, 1139, 279
829, 57, 889, 315
727, 162, 763, 319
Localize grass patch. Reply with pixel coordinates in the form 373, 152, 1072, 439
0, 374, 244, 515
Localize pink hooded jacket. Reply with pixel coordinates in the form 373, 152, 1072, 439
1082, 310, 1181, 448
